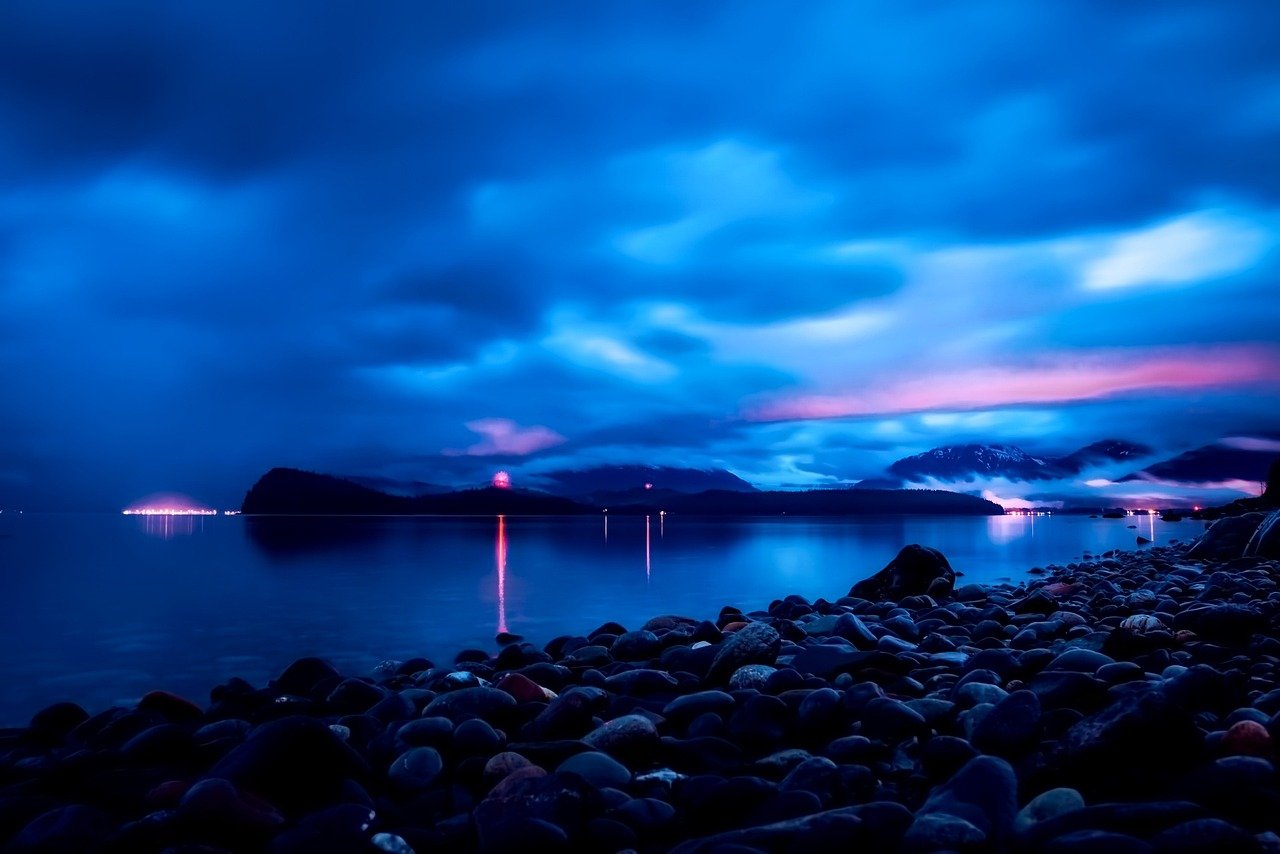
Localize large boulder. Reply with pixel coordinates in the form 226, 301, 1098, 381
205, 716, 368, 815
1243, 509, 1280, 559
851, 545, 955, 600
1187, 513, 1265, 561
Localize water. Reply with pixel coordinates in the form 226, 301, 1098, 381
0, 511, 1187, 725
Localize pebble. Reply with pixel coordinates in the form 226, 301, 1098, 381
4, 539, 1279, 852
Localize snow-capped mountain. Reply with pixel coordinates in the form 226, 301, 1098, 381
888, 444, 1053, 481
888, 439, 1153, 483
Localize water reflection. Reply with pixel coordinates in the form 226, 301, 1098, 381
986, 514, 1032, 545
645, 515, 651, 583
136, 514, 204, 539
496, 515, 508, 635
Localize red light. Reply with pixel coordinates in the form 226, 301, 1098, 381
492, 471, 511, 489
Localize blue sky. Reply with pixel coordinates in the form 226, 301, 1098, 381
1, 1, 1278, 509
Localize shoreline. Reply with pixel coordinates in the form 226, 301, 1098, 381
2, 538, 1279, 852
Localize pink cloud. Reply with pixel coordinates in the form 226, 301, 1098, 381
746, 345, 1280, 422
445, 418, 566, 457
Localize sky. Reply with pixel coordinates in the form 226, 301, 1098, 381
1, 0, 1278, 510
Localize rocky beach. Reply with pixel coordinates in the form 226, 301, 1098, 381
2, 508, 1280, 853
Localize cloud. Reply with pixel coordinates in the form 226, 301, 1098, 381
0, 1, 1278, 507
747, 345, 1280, 422
445, 418, 566, 457
1220, 436, 1280, 453
1081, 209, 1273, 291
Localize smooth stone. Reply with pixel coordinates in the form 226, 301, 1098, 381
273, 657, 341, 696
454, 718, 503, 756
1028, 670, 1108, 711
603, 669, 680, 696
669, 805, 872, 853
1048, 649, 1115, 674
1042, 830, 1152, 852
29, 701, 90, 736
908, 755, 1018, 844
494, 672, 551, 704
422, 686, 517, 725
797, 687, 843, 735
833, 613, 878, 649
664, 690, 737, 724
371, 832, 415, 854
138, 689, 205, 722
395, 716, 454, 750
206, 715, 368, 814
612, 796, 677, 831
583, 714, 660, 763
778, 756, 844, 807
8, 805, 115, 853
1173, 605, 1265, 644
919, 735, 979, 782
729, 694, 792, 750
558, 750, 633, 789
178, 777, 286, 833
611, 630, 662, 661
1062, 684, 1204, 795
325, 678, 385, 714
367, 691, 415, 723
1221, 720, 1271, 757
724, 663, 774, 691
972, 690, 1041, 757
903, 812, 987, 851
956, 682, 1009, 708
1150, 818, 1257, 853
708, 622, 783, 682
478, 816, 570, 851
522, 686, 609, 739
860, 697, 927, 742
388, 746, 444, 789
1016, 788, 1087, 833
484, 751, 535, 783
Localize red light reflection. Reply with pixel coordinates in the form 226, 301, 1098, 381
495, 514, 508, 635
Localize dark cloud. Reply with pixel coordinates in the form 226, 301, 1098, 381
0, 0, 1277, 509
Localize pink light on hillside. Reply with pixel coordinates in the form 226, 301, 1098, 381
492, 471, 512, 489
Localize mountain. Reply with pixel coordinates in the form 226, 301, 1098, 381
241, 468, 593, 515
241, 467, 1000, 516
889, 444, 1053, 481
624, 488, 1003, 516
1054, 440, 1152, 473
1120, 443, 1276, 486
536, 465, 757, 501
888, 439, 1152, 482
242, 468, 409, 514
346, 475, 451, 497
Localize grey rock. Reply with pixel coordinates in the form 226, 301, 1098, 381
708, 622, 782, 683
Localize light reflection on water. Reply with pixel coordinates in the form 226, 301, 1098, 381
495, 515, 508, 635
136, 514, 206, 539
0, 511, 1190, 724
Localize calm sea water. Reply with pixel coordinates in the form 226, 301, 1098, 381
0, 511, 1191, 725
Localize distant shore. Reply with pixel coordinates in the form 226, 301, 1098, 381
2, 513, 1278, 851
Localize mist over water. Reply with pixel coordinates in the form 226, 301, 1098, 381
0, 511, 1185, 725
